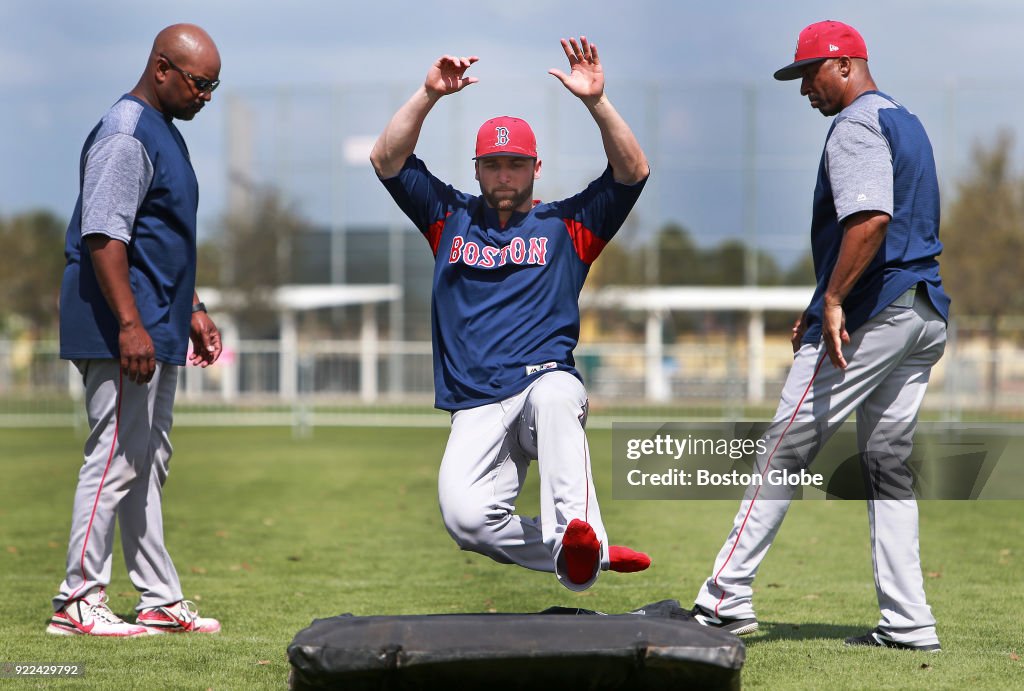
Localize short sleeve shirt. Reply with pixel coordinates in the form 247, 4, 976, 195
802, 91, 950, 345
382, 155, 647, 410
60, 95, 199, 365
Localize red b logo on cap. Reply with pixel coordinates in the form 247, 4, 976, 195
474, 116, 537, 159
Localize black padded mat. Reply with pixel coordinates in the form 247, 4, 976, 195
287, 600, 744, 690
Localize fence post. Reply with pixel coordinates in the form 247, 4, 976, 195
361, 303, 379, 402
221, 318, 240, 401
645, 309, 669, 402
747, 309, 765, 403
280, 310, 298, 401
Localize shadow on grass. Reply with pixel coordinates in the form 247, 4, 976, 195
743, 621, 867, 647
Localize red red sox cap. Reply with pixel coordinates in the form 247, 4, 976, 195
474, 116, 537, 159
774, 20, 868, 81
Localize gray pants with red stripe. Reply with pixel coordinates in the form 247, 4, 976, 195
694, 292, 946, 647
438, 370, 609, 591
53, 359, 183, 612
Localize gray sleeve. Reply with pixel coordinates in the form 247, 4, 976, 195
80, 133, 155, 243
825, 117, 893, 223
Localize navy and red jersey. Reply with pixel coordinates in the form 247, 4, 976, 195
382, 155, 647, 411
60, 95, 199, 365
802, 91, 949, 346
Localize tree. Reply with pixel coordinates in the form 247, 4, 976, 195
654, 223, 701, 285
783, 250, 815, 285
217, 187, 310, 337
699, 239, 782, 287
940, 130, 1024, 405
0, 210, 67, 335
585, 237, 643, 288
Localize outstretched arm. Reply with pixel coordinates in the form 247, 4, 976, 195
549, 37, 649, 185
370, 55, 479, 179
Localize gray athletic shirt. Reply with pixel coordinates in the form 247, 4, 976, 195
825, 93, 895, 222
801, 90, 947, 346
80, 100, 155, 242
60, 95, 201, 365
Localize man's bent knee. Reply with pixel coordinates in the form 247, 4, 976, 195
440, 501, 511, 553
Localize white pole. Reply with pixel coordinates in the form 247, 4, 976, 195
221, 317, 239, 402
645, 309, 669, 402
279, 310, 298, 401
747, 309, 765, 403
360, 303, 379, 402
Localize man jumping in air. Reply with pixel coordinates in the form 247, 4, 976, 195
371, 37, 651, 591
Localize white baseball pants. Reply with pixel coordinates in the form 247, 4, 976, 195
694, 291, 946, 647
438, 370, 609, 591
54, 359, 184, 612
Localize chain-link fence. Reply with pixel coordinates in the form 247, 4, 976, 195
4, 315, 1022, 429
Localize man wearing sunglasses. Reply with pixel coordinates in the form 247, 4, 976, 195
371, 37, 651, 591
51, 24, 222, 637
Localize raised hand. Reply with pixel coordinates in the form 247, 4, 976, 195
548, 37, 605, 103
425, 55, 479, 99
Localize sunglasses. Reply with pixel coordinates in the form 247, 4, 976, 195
160, 53, 220, 94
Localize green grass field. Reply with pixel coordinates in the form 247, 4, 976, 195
1, 426, 1022, 689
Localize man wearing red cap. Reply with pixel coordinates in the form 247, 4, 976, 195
688, 21, 948, 651
371, 37, 650, 591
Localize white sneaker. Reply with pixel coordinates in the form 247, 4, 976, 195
47, 588, 149, 637
136, 600, 221, 634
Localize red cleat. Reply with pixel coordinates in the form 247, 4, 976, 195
609, 545, 651, 573
562, 519, 601, 584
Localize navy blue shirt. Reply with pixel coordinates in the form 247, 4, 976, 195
60, 95, 199, 365
383, 155, 647, 411
803, 91, 950, 345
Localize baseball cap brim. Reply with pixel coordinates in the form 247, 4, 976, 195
773, 57, 827, 81
472, 151, 537, 160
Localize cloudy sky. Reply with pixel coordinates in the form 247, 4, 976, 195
3, 0, 1023, 264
